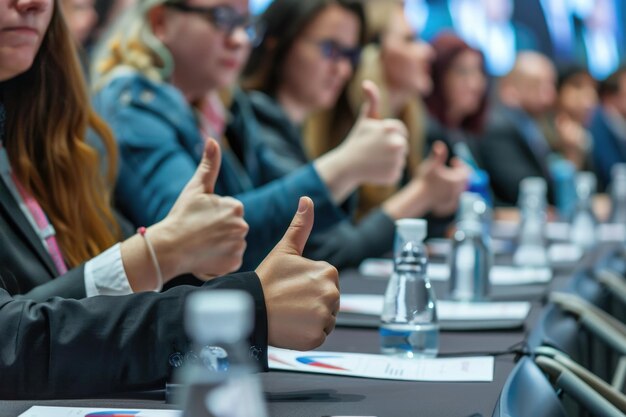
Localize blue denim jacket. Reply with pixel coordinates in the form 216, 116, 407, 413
94, 72, 344, 269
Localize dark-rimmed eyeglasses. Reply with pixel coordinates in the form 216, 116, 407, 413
307, 39, 361, 68
164, 2, 265, 46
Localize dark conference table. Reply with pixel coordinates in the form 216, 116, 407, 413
0, 247, 608, 417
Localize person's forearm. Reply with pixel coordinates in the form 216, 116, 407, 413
313, 149, 360, 205
120, 222, 183, 292
382, 180, 432, 220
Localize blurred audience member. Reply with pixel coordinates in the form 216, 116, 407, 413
60, 0, 98, 46
480, 52, 557, 205
307, 0, 469, 228
590, 66, 626, 188
424, 32, 488, 170
242, 0, 466, 266
542, 64, 597, 171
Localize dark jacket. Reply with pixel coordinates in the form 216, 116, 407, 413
590, 107, 626, 190
424, 114, 483, 169
0, 271, 268, 400
94, 73, 345, 270
479, 105, 555, 206
248, 91, 396, 268
0, 175, 89, 300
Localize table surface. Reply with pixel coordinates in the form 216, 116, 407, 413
1, 247, 606, 417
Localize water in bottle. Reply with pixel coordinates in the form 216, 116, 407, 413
448, 193, 492, 301
381, 219, 439, 358
513, 177, 549, 268
570, 172, 598, 249
179, 290, 268, 417
609, 163, 626, 225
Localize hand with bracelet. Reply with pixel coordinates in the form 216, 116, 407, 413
120, 138, 249, 292
117, 139, 339, 348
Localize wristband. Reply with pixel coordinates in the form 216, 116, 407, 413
137, 226, 164, 292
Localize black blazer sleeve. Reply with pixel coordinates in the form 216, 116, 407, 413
14, 265, 88, 301
0, 271, 267, 400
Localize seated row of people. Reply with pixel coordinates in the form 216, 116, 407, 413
0, 0, 338, 399
1, 0, 625, 400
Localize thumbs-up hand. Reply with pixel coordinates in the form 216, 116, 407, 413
417, 141, 471, 216
360, 79, 381, 120
152, 139, 249, 280
256, 197, 340, 350
336, 80, 409, 186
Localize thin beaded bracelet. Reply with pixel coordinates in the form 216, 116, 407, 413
137, 227, 163, 292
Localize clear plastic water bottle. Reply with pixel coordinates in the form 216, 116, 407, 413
513, 177, 549, 268
448, 193, 492, 301
609, 163, 626, 225
180, 290, 268, 417
570, 172, 598, 249
380, 219, 439, 358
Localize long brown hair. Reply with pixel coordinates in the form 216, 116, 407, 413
0, 0, 120, 268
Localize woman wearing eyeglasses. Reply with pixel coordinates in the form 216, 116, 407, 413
92, 0, 410, 270
241, 0, 470, 267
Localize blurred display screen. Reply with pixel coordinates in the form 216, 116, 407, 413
252, 0, 624, 79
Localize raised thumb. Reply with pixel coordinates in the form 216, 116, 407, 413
277, 197, 315, 256
429, 140, 449, 165
360, 80, 381, 120
189, 138, 221, 194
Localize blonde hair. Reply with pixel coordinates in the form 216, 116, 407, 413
305, 0, 426, 218
92, 0, 177, 88
2, 0, 120, 268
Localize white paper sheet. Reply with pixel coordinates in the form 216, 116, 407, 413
340, 294, 531, 322
546, 222, 626, 243
268, 347, 494, 382
548, 243, 583, 263
427, 263, 552, 285
19, 407, 180, 417
597, 223, 626, 242
359, 259, 552, 285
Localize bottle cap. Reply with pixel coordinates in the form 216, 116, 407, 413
519, 177, 547, 198
185, 290, 254, 345
395, 219, 427, 243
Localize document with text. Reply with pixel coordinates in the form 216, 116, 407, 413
269, 347, 494, 382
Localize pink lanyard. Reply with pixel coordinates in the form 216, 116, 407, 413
0, 144, 68, 275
